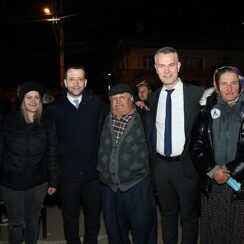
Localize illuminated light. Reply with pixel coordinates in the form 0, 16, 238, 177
43, 7, 51, 15
46, 17, 60, 22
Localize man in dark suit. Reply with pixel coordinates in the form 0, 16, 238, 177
149, 46, 203, 244
48, 64, 106, 244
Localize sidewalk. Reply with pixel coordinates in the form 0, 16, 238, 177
0, 204, 198, 244
0, 205, 162, 244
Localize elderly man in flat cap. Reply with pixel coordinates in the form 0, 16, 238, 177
97, 83, 157, 244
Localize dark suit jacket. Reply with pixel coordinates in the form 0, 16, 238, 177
149, 81, 203, 178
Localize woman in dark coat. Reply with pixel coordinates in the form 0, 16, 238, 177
0, 81, 59, 244
191, 66, 244, 244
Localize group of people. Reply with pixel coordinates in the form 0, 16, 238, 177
1, 46, 244, 244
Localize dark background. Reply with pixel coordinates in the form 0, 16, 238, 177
1, 0, 244, 93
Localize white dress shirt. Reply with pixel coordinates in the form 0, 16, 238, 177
67, 94, 82, 108
156, 79, 185, 156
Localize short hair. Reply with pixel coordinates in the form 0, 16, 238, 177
154, 46, 179, 63
64, 64, 86, 79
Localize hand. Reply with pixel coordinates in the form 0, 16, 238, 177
212, 167, 230, 184
47, 187, 57, 195
135, 101, 150, 111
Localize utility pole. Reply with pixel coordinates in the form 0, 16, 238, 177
43, 0, 64, 87
58, 0, 64, 87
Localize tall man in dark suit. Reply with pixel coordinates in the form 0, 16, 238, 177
48, 64, 106, 244
149, 47, 203, 244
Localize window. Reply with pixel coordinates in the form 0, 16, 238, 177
182, 56, 204, 71
143, 55, 154, 70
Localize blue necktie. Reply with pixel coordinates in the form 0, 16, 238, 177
164, 89, 174, 156
73, 99, 79, 109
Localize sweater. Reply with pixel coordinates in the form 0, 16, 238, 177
98, 110, 150, 192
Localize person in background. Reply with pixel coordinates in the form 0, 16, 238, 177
43, 93, 55, 106
48, 64, 106, 244
191, 66, 244, 244
137, 80, 152, 105
97, 83, 157, 244
0, 81, 59, 244
149, 46, 203, 244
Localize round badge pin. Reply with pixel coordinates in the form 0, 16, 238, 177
211, 108, 221, 119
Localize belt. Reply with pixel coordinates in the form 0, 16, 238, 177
156, 152, 181, 162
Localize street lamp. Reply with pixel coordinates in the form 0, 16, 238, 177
43, 4, 64, 87
43, 7, 51, 15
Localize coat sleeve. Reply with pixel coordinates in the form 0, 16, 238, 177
225, 120, 244, 200
190, 106, 215, 176
46, 116, 60, 188
226, 119, 244, 182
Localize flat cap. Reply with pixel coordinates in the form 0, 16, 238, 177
108, 83, 133, 96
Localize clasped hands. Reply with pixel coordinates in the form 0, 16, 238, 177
212, 167, 230, 184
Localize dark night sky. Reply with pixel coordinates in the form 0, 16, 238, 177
1, 0, 244, 93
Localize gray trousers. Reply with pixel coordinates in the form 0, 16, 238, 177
1, 182, 48, 244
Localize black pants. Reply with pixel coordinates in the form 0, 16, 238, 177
59, 179, 101, 244
154, 157, 200, 244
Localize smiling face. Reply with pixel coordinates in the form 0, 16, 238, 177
216, 72, 240, 102
110, 92, 134, 119
64, 68, 87, 98
24, 90, 41, 113
154, 52, 181, 88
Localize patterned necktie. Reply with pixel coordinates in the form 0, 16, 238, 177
73, 99, 79, 109
164, 89, 174, 156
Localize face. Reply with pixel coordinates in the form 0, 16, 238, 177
110, 93, 134, 119
216, 72, 240, 102
24, 91, 41, 113
64, 68, 87, 97
154, 52, 181, 88
138, 85, 150, 102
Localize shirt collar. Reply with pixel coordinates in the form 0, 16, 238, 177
111, 110, 135, 121
67, 93, 82, 104
163, 78, 182, 92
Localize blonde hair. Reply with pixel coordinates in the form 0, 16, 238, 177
21, 100, 43, 124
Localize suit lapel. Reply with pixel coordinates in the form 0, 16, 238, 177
150, 87, 162, 153
183, 84, 192, 136
151, 87, 162, 121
